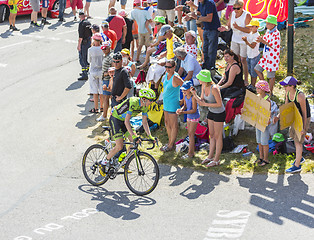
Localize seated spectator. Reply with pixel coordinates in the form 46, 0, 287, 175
157, 25, 182, 61
184, 30, 198, 59
175, 47, 202, 86
217, 49, 245, 99
138, 16, 167, 69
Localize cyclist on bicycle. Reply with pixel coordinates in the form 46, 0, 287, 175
100, 88, 156, 168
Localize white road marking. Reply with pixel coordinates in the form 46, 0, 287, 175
49, 37, 61, 41
65, 39, 77, 44
0, 63, 8, 67
0, 40, 32, 50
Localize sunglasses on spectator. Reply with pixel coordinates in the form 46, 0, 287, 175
113, 60, 121, 63
233, 7, 241, 10
165, 65, 174, 68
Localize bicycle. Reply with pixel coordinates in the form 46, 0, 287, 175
82, 126, 160, 196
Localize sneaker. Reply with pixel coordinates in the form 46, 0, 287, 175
33, 22, 41, 27
78, 75, 88, 81
74, 16, 77, 21
58, 18, 65, 22
292, 157, 305, 166
96, 115, 106, 122
9, 25, 13, 30
286, 165, 301, 173
42, 19, 51, 25
12, 26, 20, 31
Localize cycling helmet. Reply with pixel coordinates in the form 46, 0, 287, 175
112, 52, 123, 60
139, 88, 156, 100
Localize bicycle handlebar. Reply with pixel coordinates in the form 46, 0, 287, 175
125, 137, 158, 150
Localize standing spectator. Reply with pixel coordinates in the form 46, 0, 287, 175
184, 0, 199, 33
130, 20, 139, 62
88, 33, 104, 113
71, 0, 83, 21
101, 21, 118, 51
77, 11, 92, 81
255, 15, 281, 95
91, 24, 100, 35
109, 52, 132, 107
130, 0, 152, 64
242, 18, 260, 87
191, 70, 225, 167
41, 0, 51, 25
106, 7, 127, 53
58, 0, 67, 22
119, 10, 134, 50
175, 47, 202, 86
157, 0, 176, 27
108, 0, 127, 11
218, 0, 252, 85
97, 41, 113, 122
29, 0, 41, 27
8, 0, 19, 31
160, 60, 184, 152
176, 81, 200, 159
225, 0, 235, 20
192, 0, 220, 70
276, 77, 311, 173
84, 0, 92, 18
214, 0, 226, 19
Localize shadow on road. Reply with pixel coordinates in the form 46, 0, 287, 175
78, 184, 157, 220
76, 98, 100, 129
237, 172, 314, 228
66, 80, 86, 91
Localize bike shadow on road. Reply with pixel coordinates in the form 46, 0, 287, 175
237, 167, 314, 228
78, 184, 157, 220
159, 164, 230, 200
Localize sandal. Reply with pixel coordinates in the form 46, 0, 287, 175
162, 145, 175, 152
182, 154, 194, 159
206, 160, 220, 167
259, 160, 270, 166
100, 108, 103, 112
255, 158, 263, 164
201, 157, 213, 165
160, 144, 168, 151
89, 108, 99, 113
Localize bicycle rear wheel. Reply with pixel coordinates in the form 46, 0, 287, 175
82, 144, 109, 186
124, 151, 159, 196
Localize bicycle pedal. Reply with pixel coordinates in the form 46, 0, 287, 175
99, 165, 107, 177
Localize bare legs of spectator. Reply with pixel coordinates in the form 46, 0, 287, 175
136, 43, 143, 63
175, 6, 183, 25
93, 94, 104, 111
138, 46, 155, 69
258, 143, 269, 163
240, 56, 249, 86
84, 2, 91, 18
187, 121, 198, 157
102, 95, 110, 118
31, 10, 38, 24
9, 11, 18, 30
251, 76, 257, 87
130, 39, 138, 62
207, 119, 223, 164
164, 111, 178, 149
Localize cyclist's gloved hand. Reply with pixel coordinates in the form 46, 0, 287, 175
132, 135, 140, 144
148, 135, 155, 142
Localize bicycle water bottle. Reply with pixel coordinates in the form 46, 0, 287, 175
118, 152, 126, 162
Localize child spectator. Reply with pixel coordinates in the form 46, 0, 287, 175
242, 18, 260, 87
253, 80, 278, 166
176, 81, 200, 159
276, 77, 311, 173
8, 0, 19, 31
88, 33, 104, 113
255, 15, 281, 95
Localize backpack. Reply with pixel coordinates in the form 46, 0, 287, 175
135, 70, 146, 84
195, 123, 209, 140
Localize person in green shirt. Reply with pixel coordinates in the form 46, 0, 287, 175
100, 88, 156, 168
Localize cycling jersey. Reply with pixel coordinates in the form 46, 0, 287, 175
112, 97, 149, 121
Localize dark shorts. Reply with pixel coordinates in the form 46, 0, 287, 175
164, 110, 176, 114
109, 115, 127, 140
207, 110, 226, 123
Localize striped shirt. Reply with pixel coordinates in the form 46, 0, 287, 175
102, 54, 112, 81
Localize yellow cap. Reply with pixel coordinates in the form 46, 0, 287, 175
121, 48, 130, 55
246, 18, 260, 27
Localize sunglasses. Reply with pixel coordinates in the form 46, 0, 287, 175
113, 60, 121, 63
165, 65, 174, 69
233, 7, 241, 10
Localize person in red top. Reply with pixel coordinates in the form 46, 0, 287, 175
106, 7, 127, 53
101, 21, 118, 51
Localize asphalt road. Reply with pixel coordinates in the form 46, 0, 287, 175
0, 1, 314, 239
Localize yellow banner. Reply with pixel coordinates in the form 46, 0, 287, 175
279, 102, 303, 142
242, 90, 271, 132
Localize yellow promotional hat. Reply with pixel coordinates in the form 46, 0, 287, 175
247, 18, 260, 27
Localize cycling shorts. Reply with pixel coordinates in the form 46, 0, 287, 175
9, 5, 17, 14
109, 115, 127, 140
42, 0, 49, 8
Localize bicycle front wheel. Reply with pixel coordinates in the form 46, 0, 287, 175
82, 144, 109, 186
124, 151, 159, 196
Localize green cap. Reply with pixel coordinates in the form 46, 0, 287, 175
196, 70, 212, 83
272, 133, 285, 142
266, 15, 277, 25
154, 16, 166, 24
